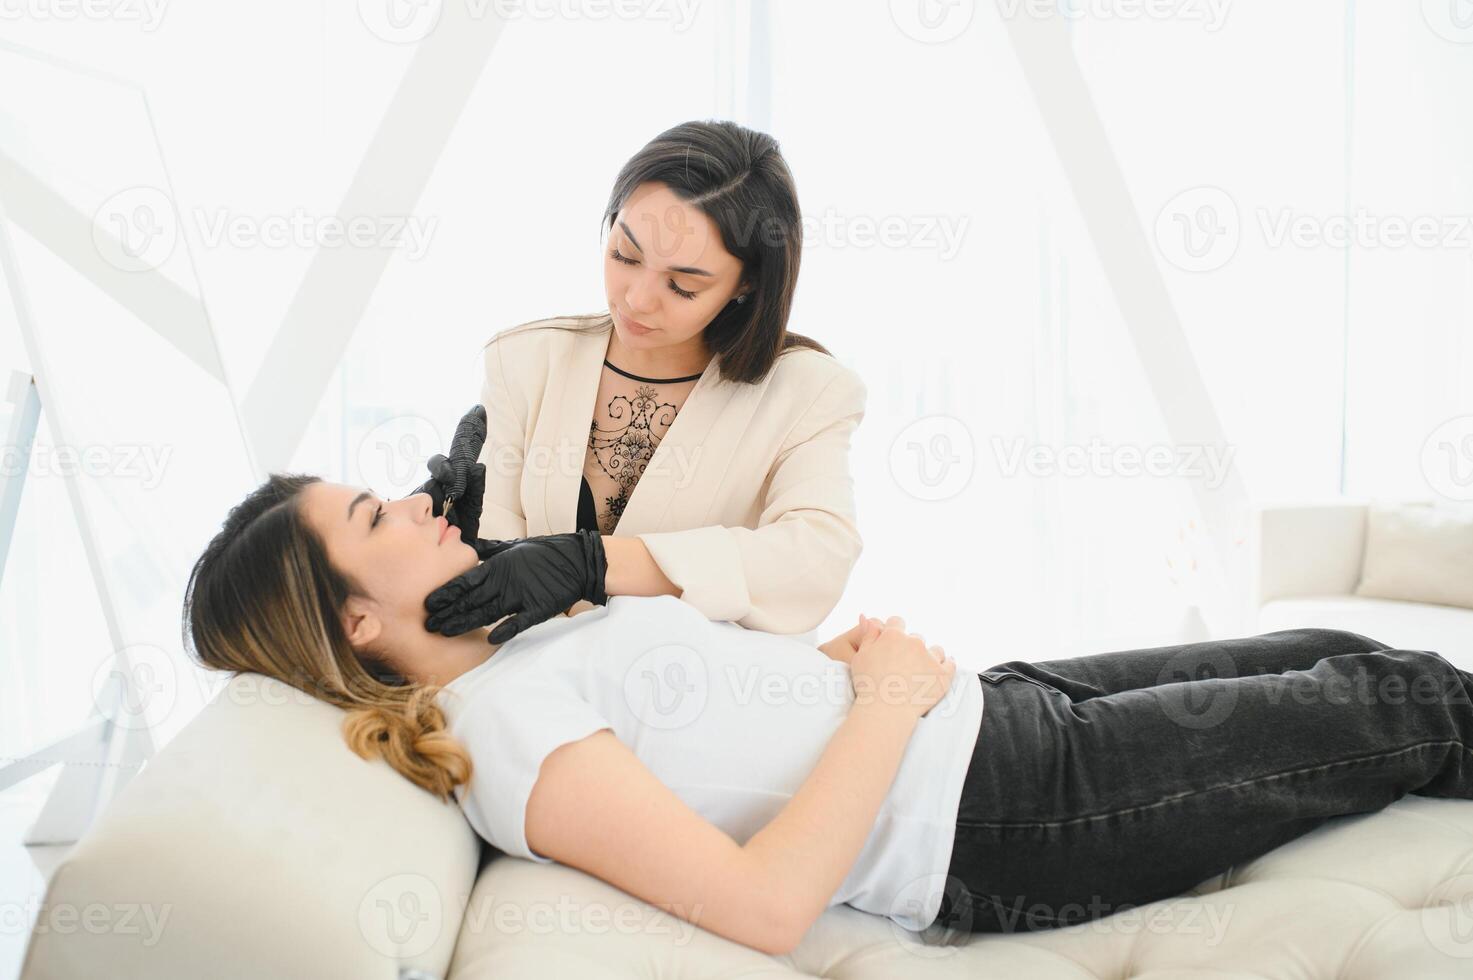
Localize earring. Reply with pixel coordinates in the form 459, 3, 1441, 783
735, 294, 747, 305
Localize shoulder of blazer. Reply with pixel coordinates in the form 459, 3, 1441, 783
484, 313, 608, 374
767, 344, 868, 406
485, 313, 605, 351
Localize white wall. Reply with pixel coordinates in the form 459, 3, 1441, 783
2, 1, 1469, 763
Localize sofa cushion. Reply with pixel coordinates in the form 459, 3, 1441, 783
1355, 502, 1473, 610
448, 796, 1473, 978
21, 673, 480, 980
1258, 594, 1473, 670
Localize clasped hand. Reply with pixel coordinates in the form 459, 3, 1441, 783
821, 613, 954, 719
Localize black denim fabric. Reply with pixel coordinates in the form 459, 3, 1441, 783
931, 627, 1473, 934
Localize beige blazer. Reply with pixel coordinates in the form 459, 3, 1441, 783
473, 315, 867, 636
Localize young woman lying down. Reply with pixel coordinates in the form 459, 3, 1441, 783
183, 475, 1473, 954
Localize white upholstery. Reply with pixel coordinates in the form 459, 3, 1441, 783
20, 674, 481, 980
1249, 500, 1370, 606
1355, 501, 1473, 610
452, 799, 1473, 978
1251, 499, 1473, 670
1260, 595, 1473, 669
23, 638, 1473, 978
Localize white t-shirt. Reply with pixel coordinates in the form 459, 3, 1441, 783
436, 593, 985, 932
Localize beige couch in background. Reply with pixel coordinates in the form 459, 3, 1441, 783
1251, 499, 1473, 669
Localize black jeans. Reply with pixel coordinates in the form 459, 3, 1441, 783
933, 627, 1473, 934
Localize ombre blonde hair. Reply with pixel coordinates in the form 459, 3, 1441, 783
182, 473, 472, 801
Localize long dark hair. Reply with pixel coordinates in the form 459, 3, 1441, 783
528, 119, 828, 385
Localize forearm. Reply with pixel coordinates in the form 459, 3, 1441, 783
600, 535, 679, 598
741, 702, 919, 948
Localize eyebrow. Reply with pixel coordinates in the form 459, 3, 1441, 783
618, 220, 716, 277
347, 489, 376, 525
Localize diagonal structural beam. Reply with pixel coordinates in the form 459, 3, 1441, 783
998, 10, 1253, 633
242, 5, 509, 471
0, 148, 224, 383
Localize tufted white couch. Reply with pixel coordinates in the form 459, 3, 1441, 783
21, 671, 1473, 979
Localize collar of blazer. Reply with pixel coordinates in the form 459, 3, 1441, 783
534, 321, 773, 536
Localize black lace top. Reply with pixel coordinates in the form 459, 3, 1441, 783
576, 357, 704, 534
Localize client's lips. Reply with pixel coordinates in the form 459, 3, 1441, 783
438, 516, 455, 543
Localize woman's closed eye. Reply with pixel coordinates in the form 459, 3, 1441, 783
608, 247, 699, 300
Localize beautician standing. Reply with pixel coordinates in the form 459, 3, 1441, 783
421, 120, 867, 646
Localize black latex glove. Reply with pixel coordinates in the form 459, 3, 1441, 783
409, 405, 487, 547
424, 530, 609, 644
